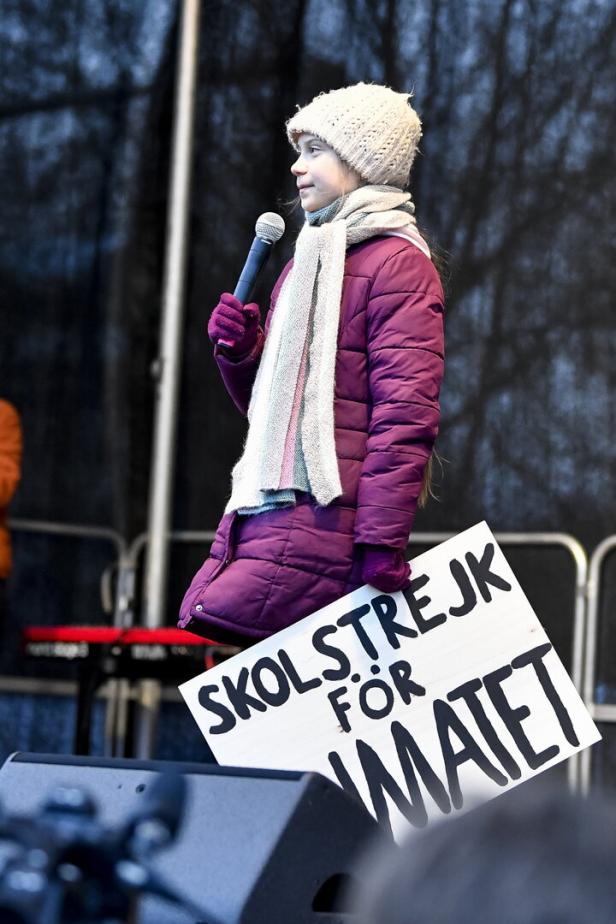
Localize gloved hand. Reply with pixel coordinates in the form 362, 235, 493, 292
361, 545, 412, 593
207, 292, 260, 356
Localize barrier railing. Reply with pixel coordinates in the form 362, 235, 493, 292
113, 530, 217, 629
0, 520, 591, 787
7, 518, 126, 556
124, 528, 588, 786
2, 519, 129, 753
6, 518, 127, 621
579, 535, 616, 793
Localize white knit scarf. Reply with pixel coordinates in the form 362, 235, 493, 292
224, 185, 430, 515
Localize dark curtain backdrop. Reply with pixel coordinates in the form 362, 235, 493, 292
1, 0, 615, 644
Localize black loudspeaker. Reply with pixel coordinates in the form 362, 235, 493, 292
0, 753, 382, 924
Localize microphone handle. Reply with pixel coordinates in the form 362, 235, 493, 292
218, 237, 271, 349
233, 236, 271, 304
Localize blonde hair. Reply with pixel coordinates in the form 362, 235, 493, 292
418, 448, 444, 508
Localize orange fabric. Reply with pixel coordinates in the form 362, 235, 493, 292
0, 400, 22, 578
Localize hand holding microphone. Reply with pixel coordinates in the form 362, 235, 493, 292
209, 211, 285, 354
208, 293, 260, 356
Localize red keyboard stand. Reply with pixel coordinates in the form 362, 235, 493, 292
23, 626, 236, 755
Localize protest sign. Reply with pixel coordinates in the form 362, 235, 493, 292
180, 522, 600, 840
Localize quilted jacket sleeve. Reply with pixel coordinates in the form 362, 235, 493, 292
213, 330, 265, 416
213, 261, 292, 416
353, 246, 445, 549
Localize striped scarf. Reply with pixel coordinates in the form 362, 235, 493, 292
224, 185, 430, 516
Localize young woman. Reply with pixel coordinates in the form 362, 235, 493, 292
179, 82, 445, 646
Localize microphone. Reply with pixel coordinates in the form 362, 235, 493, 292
234, 212, 286, 303
219, 212, 285, 347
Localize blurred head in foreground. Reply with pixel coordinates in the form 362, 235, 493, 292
354, 783, 616, 924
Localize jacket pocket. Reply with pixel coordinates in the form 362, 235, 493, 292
178, 512, 239, 628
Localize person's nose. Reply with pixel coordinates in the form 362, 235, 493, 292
290, 154, 307, 177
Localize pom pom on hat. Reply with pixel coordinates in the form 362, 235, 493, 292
286, 82, 422, 189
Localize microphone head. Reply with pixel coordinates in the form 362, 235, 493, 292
255, 212, 285, 244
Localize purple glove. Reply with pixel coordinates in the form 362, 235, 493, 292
207, 292, 260, 356
361, 545, 412, 593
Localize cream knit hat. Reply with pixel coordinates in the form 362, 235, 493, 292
286, 82, 422, 189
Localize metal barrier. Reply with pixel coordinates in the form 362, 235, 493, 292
7, 518, 126, 553
113, 530, 217, 629
405, 532, 588, 699
410, 533, 588, 794
579, 535, 616, 793
116, 531, 216, 757
6, 518, 127, 619
2, 518, 129, 754
123, 529, 588, 785
0, 521, 591, 783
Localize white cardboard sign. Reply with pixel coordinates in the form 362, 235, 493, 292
180, 522, 600, 840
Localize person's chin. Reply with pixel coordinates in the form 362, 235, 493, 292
303, 195, 329, 213
302, 196, 319, 212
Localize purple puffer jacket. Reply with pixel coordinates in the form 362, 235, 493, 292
179, 235, 445, 645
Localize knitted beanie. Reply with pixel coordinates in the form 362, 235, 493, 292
286, 82, 422, 189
